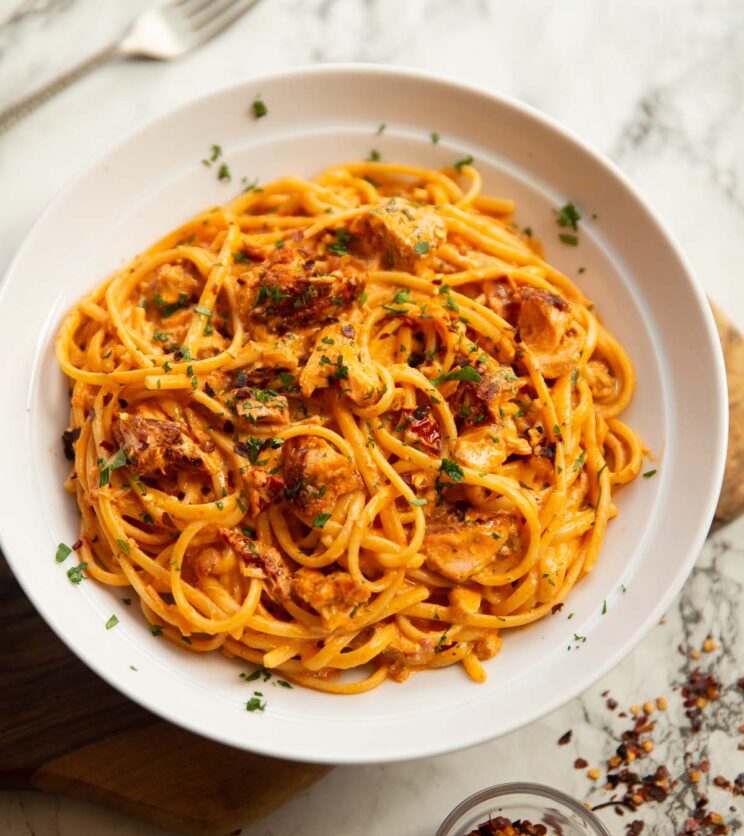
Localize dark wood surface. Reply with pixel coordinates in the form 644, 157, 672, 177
0, 309, 741, 835
0, 555, 331, 835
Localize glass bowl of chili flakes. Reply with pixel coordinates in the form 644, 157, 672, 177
436, 782, 611, 836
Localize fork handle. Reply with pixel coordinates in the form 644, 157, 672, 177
0, 42, 122, 134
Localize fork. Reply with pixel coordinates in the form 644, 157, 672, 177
0, 0, 260, 134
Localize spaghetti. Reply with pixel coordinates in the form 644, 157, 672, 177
56, 160, 642, 693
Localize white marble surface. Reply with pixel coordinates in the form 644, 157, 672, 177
2, 1, 744, 834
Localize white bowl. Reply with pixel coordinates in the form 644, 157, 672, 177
0, 64, 726, 764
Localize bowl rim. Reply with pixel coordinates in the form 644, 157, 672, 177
0, 62, 727, 764
435, 782, 612, 836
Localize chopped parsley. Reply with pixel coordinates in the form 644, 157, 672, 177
643, 469, 657, 478
392, 288, 411, 305
413, 241, 430, 255
430, 131, 440, 144
376, 123, 386, 134
556, 201, 581, 230
333, 355, 349, 380
439, 458, 464, 482
105, 614, 119, 630
601, 600, 607, 615
116, 539, 130, 554
66, 562, 88, 584
408, 497, 427, 506
154, 291, 189, 318
434, 628, 450, 653
201, 144, 222, 166
252, 97, 268, 119
312, 513, 332, 529
559, 233, 578, 246
454, 154, 474, 171
55, 542, 72, 563
98, 448, 128, 488
359, 291, 369, 306
194, 305, 212, 317
367, 149, 381, 161
217, 163, 231, 182
431, 365, 481, 384
327, 227, 351, 256
150, 624, 164, 636
246, 692, 266, 712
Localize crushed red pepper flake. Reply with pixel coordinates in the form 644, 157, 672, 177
464, 817, 547, 835
559, 657, 740, 834
557, 729, 572, 745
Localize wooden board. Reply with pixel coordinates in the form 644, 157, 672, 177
1, 309, 742, 836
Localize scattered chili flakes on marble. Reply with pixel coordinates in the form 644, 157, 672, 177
554, 655, 742, 834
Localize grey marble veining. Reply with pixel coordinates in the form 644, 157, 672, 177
2, 1, 744, 834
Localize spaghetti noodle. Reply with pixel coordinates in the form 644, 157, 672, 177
56, 160, 642, 693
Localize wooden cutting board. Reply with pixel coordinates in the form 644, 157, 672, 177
1, 307, 742, 836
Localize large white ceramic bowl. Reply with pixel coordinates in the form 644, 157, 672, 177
0, 65, 726, 764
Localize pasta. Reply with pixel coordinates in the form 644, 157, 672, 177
56, 160, 642, 693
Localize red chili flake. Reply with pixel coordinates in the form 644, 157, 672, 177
341, 323, 356, 339
400, 405, 441, 452
71, 539, 83, 551
737, 677, 744, 691
99, 440, 114, 451
574, 758, 589, 769
551, 602, 564, 615
103, 393, 113, 406
607, 698, 619, 710
626, 822, 645, 835
557, 730, 572, 745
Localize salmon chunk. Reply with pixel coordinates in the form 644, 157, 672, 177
299, 322, 381, 406
218, 529, 292, 601
246, 247, 362, 331
424, 514, 522, 582
293, 568, 371, 630
364, 198, 447, 270
230, 386, 289, 426
517, 286, 584, 378
112, 412, 206, 476
454, 421, 530, 473
282, 436, 362, 518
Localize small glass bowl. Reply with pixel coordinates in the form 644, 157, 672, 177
436, 782, 611, 836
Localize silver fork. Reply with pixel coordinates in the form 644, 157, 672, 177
0, 0, 260, 134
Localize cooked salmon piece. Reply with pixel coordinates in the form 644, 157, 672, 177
517, 286, 584, 378
585, 359, 616, 400
446, 358, 523, 427
147, 262, 202, 312
112, 412, 206, 476
293, 568, 371, 630
454, 421, 530, 473
282, 436, 362, 518
230, 386, 289, 426
484, 280, 519, 323
239, 466, 284, 516
218, 528, 292, 601
424, 513, 522, 582
245, 247, 363, 331
299, 322, 381, 406
363, 198, 447, 270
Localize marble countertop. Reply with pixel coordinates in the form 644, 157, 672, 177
2, 1, 744, 834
